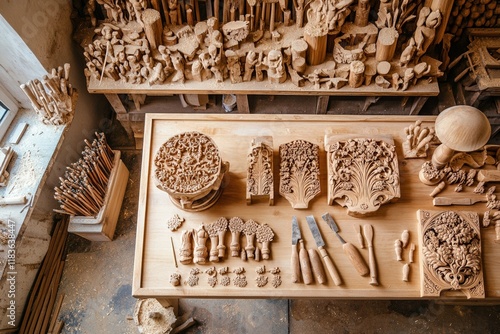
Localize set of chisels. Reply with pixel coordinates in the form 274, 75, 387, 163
291, 213, 378, 286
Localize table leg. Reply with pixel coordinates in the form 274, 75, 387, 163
236, 94, 250, 113
408, 96, 429, 115
315, 96, 329, 114
156, 298, 179, 316
362, 96, 380, 112
104, 94, 134, 139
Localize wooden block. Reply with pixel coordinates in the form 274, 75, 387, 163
9, 122, 28, 144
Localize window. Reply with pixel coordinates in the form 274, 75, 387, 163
0, 85, 19, 141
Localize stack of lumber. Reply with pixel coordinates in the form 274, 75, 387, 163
18, 216, 68, 334
447, 0, 500, 39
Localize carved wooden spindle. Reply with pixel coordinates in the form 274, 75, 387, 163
206, 223, 220, 262
256, 223, 274, 260
214, 217, 229, 258
229, 217, 245, 256
243, 219, 259, 258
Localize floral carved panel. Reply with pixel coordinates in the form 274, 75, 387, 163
279, 140, 320, 209
417, 210, 485, 299
325, 135, 400, 216
247, 137, 274, 205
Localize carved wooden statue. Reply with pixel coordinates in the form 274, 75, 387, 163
265, 50, 286, 84
243, 50, 259, 82
417, 210, 485, 299
325, 135, 400, 216
247, 137, 274, 205
279, 140, 320, 209
179, 229, 193, 264
402, 120, 435, 159
193, 224, 209, 264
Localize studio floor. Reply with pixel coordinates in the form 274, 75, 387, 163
54, 89, 500, 333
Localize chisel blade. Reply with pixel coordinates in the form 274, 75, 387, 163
305, 215, 325, 248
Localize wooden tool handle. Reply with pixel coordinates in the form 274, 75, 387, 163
367, 245, 378, 286
318, 246, 342, 286
308, 248, 326, 284
291, 243, 301, 283
477, 170, 500, 182
0, 195, 27, 205
343, 243, 369, 276
298, 240, 313, 285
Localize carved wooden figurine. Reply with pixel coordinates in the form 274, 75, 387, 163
256, 223, 274, 260
193, 224, 209, 264
229, 217, 245, 256
401, 230, 410, 248
403, 120, 435, 159
265, 50, 286, 84
247, 137, 274, 205
325, 135, 400, 216
206, 222, 220, 262
179, 229, 193, 264
214, 217, 229, 258
419, 106, 490, 185
417, 210, 485, 298
402, 263, 410, 282
243, 219, 260, 258
395, 239, 403, 261
243, 50, 259, 82
279, 140, 320, 209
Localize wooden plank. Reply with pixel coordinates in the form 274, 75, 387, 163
132, 114, 500, 301
104, 94, 127, 114
89, 76, 439, 97
408, 96, 429, 115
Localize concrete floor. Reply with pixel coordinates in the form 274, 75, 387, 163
55, 91, 500, 333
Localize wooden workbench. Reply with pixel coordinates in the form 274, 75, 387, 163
133, 114, 499, 301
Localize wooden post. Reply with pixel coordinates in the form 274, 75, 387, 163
376, 27, 398, 61
214, 0, 220, 21
142, 9, 163, 50
161, 0, 171, 25
304, 33, 327, 65
431, 0, 454, 44
349, 61, 365, 88
354, 0, 370, 27
270, 2, 276, 32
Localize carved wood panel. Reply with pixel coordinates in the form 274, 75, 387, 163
246, 137, 274, 205
325, 135, 400, 216
417, 210, 485, 299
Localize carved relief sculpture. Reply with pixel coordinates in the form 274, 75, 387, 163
279, 140, 320, 209
247, 137, 274, 205
417, 210, 485, 299
154, 131, 229, 211
325, 135, 400, 216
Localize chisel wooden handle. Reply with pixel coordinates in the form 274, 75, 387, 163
363, 224, 379, 286
291, 243, 301, 283
298, 240, 313, 285
308, 248, 326, 284
342, 243, 369, 276
0, 196, 27, 205
318, 246, 342, 286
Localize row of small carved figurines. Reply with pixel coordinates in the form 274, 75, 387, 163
169, 265, 282, 288
84, 16, 435, 91
170, 215, 276, 265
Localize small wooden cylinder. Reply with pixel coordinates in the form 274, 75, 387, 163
349, 61, 365, 88
304, 32, 327, 66
355, 0, 370, 27
376, 27, 398, 62
143, 9, 163, 50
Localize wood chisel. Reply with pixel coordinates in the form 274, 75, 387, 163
322, 213, 369, 276
292, 216, 313, 284
305, 215, 342, 286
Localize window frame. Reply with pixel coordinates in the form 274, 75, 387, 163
0, 85, 19, 141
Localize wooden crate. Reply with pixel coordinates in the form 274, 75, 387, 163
68, 151, 129, 241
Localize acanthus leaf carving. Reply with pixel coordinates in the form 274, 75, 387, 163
247, 137, 274, 205
325, 135, 400, 216
279, 140, 320, 209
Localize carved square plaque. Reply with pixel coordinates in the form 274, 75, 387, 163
325, 135, 400, 216
417, 210, 485, 299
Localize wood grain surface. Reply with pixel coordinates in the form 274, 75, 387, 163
133, 114, 500, 300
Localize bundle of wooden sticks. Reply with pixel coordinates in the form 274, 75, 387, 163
54, 132, 115, 216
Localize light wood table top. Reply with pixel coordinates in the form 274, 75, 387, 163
133, 114, 499, 301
